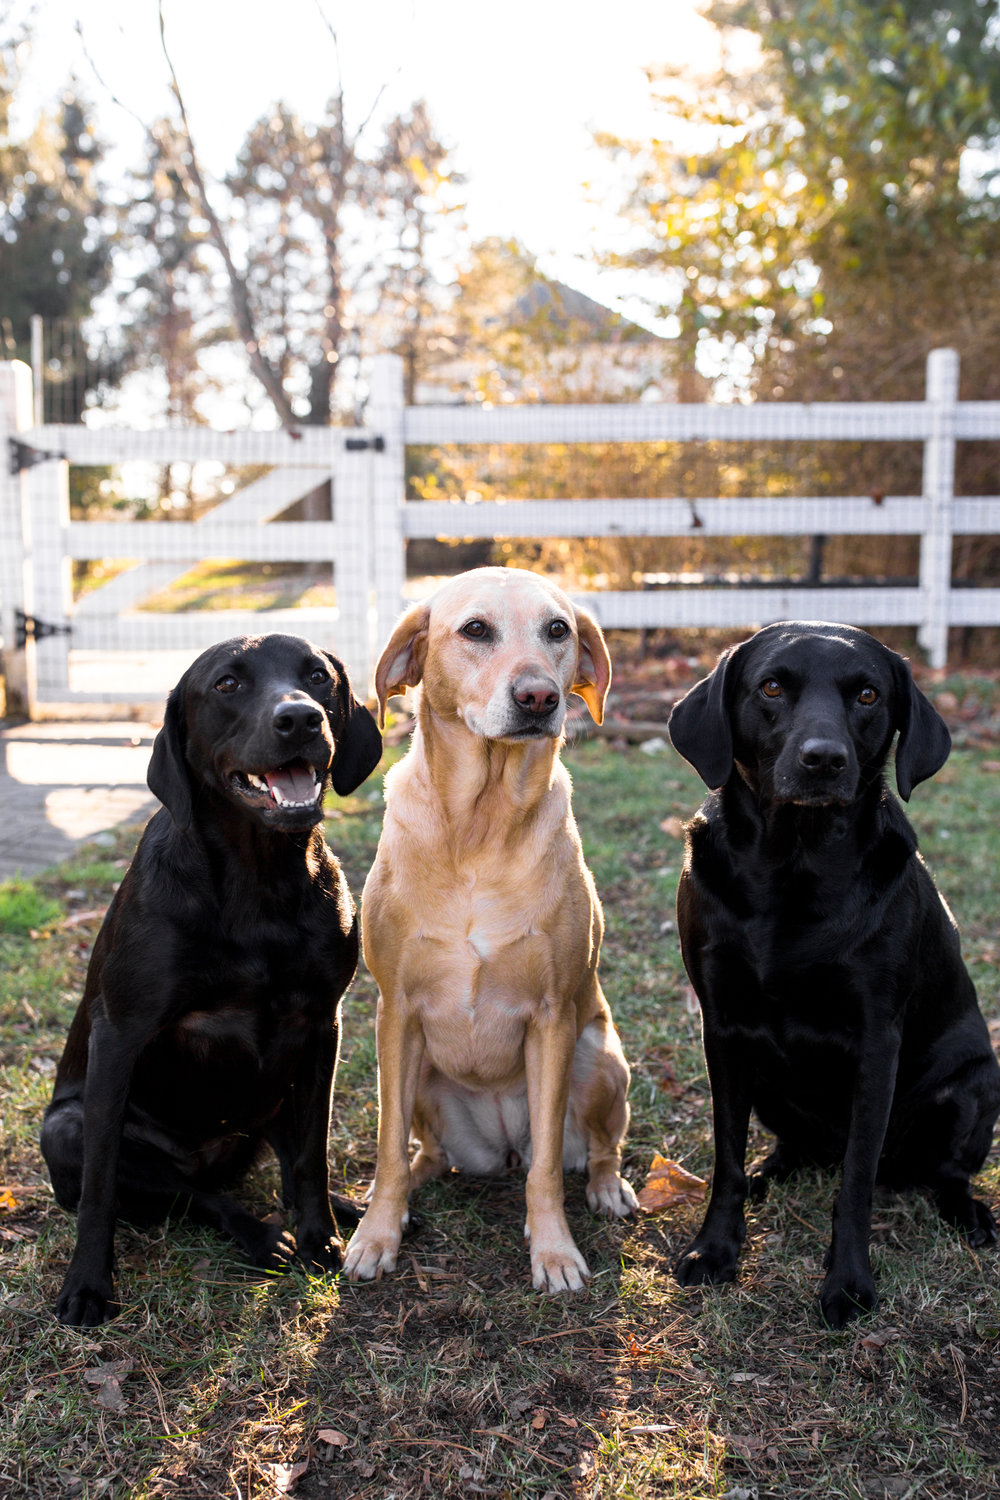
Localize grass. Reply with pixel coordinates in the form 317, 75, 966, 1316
1, 729, 999, 1498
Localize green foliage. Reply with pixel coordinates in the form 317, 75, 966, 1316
602, 0, 1000, 404
0, 878, 62, 936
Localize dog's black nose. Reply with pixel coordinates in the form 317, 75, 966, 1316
512, 678, 560, 716
799, 738, 848, 774
273, 699, 324, 739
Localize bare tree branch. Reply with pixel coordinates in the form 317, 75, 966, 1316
311, 0, 403, 149
157, 0, 299, 429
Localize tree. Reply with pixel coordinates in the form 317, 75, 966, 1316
0, 39, 112, 421
158, 6, 464, 428
600, 0, 1000, 402
596, 0, 1000, 605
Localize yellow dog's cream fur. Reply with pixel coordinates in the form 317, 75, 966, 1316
344, 567, 636, 1292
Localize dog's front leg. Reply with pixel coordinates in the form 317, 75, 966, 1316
343, 997, 424, 1281
675, 1027, 752, 1287
270, 1021, 345, 1274
819, 1023, 900, 1329
524, 1007, 589, 1293
54, 1013, 134, 1326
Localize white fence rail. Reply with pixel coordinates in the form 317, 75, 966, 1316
1, 348, 999, 715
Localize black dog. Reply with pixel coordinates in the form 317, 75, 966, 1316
667, 620, 999, 1328
41, 633, 382, 1326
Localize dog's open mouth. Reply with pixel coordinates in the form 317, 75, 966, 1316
229, 759, 323, 811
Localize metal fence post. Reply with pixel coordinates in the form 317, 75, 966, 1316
0, 361, 38, 714
917, 348, 959, 670
367, 354, 407, 669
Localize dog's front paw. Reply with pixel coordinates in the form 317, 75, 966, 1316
674, 1237, 741, 1287
342, 1214, 406, 1282
818, 1269, 878, 1329
55, 1275, 120, 1328
525, 1221, 590, 1294
587, 1172, 639, 1220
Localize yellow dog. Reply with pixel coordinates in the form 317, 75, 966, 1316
344, 567, 636, 1292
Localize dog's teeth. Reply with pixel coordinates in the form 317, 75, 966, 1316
269, 780, 321, 809
246, 773, 268, 792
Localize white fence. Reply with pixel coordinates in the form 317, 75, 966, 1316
1, 348, 999, 714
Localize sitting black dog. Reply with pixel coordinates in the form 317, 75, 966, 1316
41, 633, 382, 1326
667, 620, 999, 1328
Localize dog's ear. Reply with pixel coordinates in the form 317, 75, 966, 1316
374, 602, 430, 729
668, 645, 740, 789
147, 673, 194, 831
891, 654, 951, 801
323, 652, 384, 796
571, 604, 612, 724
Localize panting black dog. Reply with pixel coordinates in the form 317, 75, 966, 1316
667, 620, 1000, 1328
41, 633, 382, 1326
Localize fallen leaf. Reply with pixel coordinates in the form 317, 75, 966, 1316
84, 1358, 133, 1385
637, 1155, 707, 1213
531, 1409, 547, 1430
660, 815, 685, 838
0, 1189, 19, 1210
95, 1377, 126, 1413
317, 1429, 349, 1447
267, 1459, 309, 1494
859, 1327, 899, 1351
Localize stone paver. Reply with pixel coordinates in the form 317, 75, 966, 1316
0, 721, 160, 880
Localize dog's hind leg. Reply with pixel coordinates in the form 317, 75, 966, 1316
570, 1017, 638, 1220
40, 1097, 84, 1213
746, 1140, 811, 1201
888, 1053, 1000, 1248
181, 1190, 297, 1270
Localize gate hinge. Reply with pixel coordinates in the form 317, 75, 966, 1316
8, 437, 68, 474
15, 610, 72, 649
344, 434, 386, 452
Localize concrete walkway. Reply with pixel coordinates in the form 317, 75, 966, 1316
0, 720, 160, 880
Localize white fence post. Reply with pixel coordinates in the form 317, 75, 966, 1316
0, 361, 38, 714
918, 348, 959, 670
332, 435, 372, 695
26, 454, 73, 699
367, 354, 407, 667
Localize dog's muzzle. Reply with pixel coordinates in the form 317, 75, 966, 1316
771, 734, 858, 805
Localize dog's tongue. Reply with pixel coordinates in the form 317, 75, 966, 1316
265, 762, 316, 803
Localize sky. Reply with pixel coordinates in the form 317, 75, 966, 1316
11, 0, 740, 305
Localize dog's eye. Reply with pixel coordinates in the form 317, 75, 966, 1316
215, 674, 240, 694
309, 667, 330, 685
760, 679, 782, 699
460, 619, 490, 640
858, 685, 879, 705
548, 619, 570, 640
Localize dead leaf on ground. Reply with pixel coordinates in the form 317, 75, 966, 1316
0, 1189, 19, 1210
267, 1459, 309, 1494
317, 1428, 350, 1447
83, 1357, 134, 1413
660, 815, 686, 839
531, 1409, 547, 1430
637, 1155, 707, 1213
859, 1327, 899, 1351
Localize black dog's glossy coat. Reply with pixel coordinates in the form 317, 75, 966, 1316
668, 621, 1000, 1328
41, 633, 383, 1326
